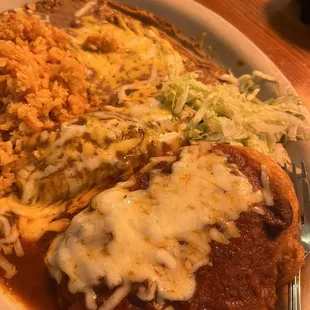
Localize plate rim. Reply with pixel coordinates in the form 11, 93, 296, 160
0, 0, 303, 309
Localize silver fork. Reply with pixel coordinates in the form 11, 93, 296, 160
284, 161, 310, 310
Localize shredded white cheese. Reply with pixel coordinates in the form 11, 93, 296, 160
75, 1, 97, 18
0, 214, 24, 278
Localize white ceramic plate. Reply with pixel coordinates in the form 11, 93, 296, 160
0, 0, 308, 309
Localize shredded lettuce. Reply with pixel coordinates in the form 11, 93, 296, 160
161, 72, 310, 165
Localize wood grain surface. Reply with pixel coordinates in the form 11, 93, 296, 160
196, 0, 310, 104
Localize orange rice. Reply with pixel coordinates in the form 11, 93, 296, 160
0, 10, 97, 197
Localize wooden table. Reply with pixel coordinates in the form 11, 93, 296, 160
197, 0, 310, 105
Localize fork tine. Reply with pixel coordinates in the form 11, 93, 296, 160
283, 163, 298, 193
291, 162, 298, 194
286, 161, 302, 310
301, 161, 307, 179
288, 282, 293, 310
293, 270, 301, 310
288, 271, 301, 310
301, 162, 310, 225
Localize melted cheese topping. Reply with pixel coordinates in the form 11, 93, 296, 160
71, 14, 184, 102
46, 143, 264, 310
16, 111, 159, 204
103, 98, 179, 133
0, 185, 100, 242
